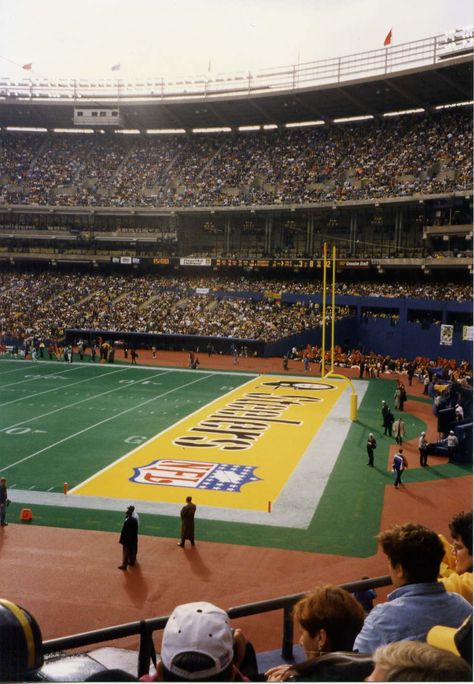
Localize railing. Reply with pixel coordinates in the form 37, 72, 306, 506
1, 29, 472, 102
42, 575, 392, 678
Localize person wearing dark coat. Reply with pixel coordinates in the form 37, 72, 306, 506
118, 505, 138, 570
178, 496, 196, 547
399, 383, 407, 411
383, 408, 394, 437
366, 434, 377, 467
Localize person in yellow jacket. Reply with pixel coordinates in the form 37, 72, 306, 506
439, 510, 472, 603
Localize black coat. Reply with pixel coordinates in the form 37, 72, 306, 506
180, 502, 196, 539
119, 516, 138, 546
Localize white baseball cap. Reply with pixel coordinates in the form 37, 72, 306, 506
161, 602, 233, 680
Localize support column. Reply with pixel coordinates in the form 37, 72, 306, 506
224, 215, 231, 253
394, 208, 403, 253
264, 215, 273, 256
349, 211, 358, 256
306, 213, 314, 256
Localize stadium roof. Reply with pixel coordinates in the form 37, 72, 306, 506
0, 48, 472, 131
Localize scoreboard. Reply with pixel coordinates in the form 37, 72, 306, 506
215, 257, 316, 269
138, 257, 371, 270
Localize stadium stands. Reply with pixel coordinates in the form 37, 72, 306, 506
0, 109, 471, 208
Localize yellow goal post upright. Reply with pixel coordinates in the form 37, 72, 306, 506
320, 242, 358, 421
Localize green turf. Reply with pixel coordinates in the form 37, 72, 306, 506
1, 360, 471, 556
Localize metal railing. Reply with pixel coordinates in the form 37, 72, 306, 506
1, 30, 472, 102
42, 575, 392, 678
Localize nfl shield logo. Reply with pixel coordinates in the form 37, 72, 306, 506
130, 459, 260, 492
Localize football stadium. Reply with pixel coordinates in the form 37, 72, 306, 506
0, 6, 473, 681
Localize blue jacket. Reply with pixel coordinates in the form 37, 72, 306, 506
392, 453, 403, 471
354, 582, 472, 654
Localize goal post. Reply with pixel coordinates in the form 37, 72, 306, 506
321, 242, 358, 421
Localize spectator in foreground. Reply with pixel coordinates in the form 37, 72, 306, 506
140, 601, 257, 681
0, 599, 44, 681
366, 640, 472, 681
265, 585, 365, 681
439, 510, 473, 603
427, 614, 473, 665
353, 523, 472, 654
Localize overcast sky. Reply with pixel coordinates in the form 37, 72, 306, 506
1, 0, 472, 81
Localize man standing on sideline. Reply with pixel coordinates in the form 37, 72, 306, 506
419, 431, 429, 467
0, 477, 9, 526
366, 433, 377, 467
392, 448, 406, 488
118, 505, 138, 570
178, 496, 196, 548
381, 401, 394, 436
393, 416, 406, 445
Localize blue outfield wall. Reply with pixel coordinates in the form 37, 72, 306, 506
272, 294, 472, 362
355, 319, 471, 360
265, 317, 471, 361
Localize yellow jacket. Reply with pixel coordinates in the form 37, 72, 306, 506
439, 534, 473, 604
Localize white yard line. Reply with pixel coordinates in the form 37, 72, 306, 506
107, 363, 257, 378
0, 362, 47, 376
0, 366, 129, 407
0, 366, 84, 390
0, 369, 172, 432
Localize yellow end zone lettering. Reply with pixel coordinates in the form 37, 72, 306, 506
71, 376, 344, 510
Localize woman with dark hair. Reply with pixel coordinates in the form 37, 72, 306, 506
439, 510, 473, 603
265, 585, 366, 681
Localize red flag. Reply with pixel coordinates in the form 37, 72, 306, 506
22, 63, 32, 70
383, 29, 392, 47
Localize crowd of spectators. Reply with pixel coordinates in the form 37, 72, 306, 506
0, 271, 471, 343
0, 108, 471, 207
0, 270, 354, 342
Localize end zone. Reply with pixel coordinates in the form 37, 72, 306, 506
68, 376, 367, 527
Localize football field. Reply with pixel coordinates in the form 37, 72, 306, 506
2, 357, 464, 555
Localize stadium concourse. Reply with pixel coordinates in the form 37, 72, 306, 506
0, 350, 471, 659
